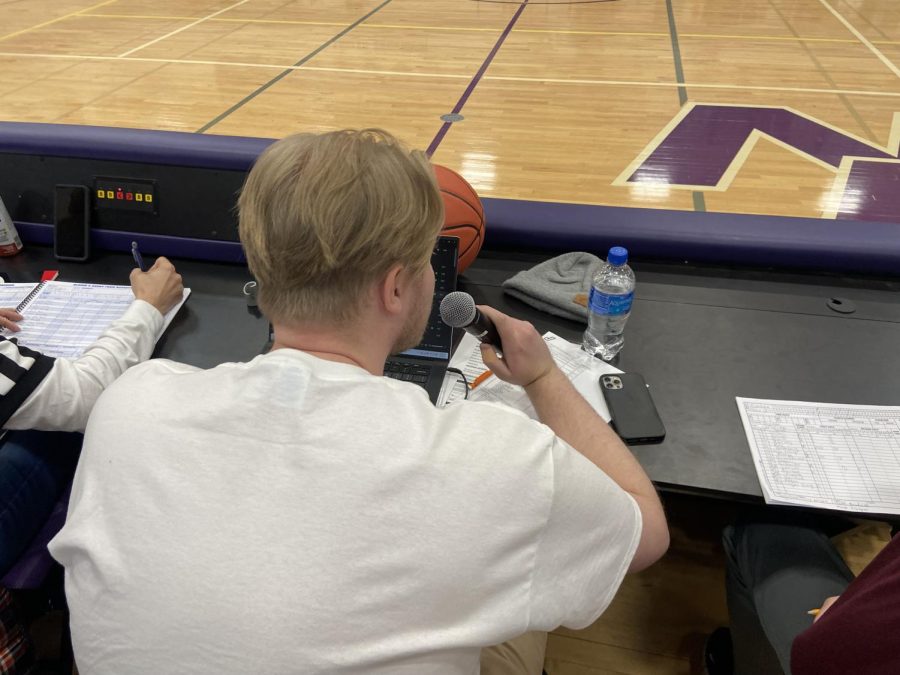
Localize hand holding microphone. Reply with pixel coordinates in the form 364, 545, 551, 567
440, 293, 557, 389
439, 291, 502, 351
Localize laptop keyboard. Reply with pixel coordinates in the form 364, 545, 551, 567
384, 360, 430, 384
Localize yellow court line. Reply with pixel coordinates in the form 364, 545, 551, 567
519, 27, 900, 45
2, 50, 900, 99
75, 13, 900, 45
681, 32, 855, 44
518, 29, 862, 44
298, 21, 501, 32
80, 13, 210, 21
0, 0, 118, 43
82, 12, 349, 28
285, 65, 472, 80
79, 13, 498, 30
817, 0, 900, 79
482, 73, 900, 98
0, 50, 474, 78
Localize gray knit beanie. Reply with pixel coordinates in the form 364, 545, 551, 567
502, 252, 602, 323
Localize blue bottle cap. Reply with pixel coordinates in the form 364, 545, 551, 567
607, 246, 628, 265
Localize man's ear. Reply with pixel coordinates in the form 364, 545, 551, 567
378, 263, 406, 316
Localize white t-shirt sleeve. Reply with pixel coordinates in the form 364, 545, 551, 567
527, 437, 642, 631
5, 300, 163, 432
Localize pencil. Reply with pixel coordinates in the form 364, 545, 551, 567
470, 370, 493, 390
807, 609, 820, 617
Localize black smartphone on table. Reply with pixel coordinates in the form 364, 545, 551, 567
54, 184, 90, 261
600, 372, 666, 445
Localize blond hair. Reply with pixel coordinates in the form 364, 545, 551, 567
238, 129, 444, 325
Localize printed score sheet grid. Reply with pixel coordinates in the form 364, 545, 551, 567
440, 331, 620, 421
737, 397, 900, 515
1, 283, 139, 359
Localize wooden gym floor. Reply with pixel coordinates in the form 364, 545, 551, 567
1, 0, 899, 221
2, 1, 898, 673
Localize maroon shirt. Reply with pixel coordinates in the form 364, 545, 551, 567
792, 534, 900, 675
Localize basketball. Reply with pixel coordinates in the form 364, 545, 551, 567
433, 164, 484, 274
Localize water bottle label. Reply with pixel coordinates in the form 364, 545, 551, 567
588, 288, 633, 315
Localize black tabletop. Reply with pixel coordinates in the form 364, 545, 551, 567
6, 245, 900, 503
461, 251, 900, 501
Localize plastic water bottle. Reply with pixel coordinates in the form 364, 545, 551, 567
582, 246, 635, 360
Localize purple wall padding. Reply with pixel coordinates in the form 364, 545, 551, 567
481, 198, 900, 275
3, 122, 899, 275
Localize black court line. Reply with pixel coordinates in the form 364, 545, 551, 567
195, 0, 393, 134
664, 0, 706, 213
425, 0, 529, 157
664, 0, 687, 108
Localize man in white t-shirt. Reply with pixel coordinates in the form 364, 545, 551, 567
50, 129, 669, 674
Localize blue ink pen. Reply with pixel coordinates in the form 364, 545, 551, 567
131, 241, 147, 272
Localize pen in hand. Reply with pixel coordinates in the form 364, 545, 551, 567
808, 595, 839, 621
131, 241, 147, 272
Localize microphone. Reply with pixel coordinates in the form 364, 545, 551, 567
439, 291, 502, 350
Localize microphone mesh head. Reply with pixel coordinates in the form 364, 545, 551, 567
440, 291, 476, 328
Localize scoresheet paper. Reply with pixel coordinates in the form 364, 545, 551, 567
440, 331, 620, 421
736, 397, 900, 515
1, 282, 190, 359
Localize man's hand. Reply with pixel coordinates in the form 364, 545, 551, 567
477, 305, 558, 388
130, 256, 184, 315
814, 595, 840, 622
0, 308, 23, 332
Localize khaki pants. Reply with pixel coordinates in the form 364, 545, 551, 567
480, 632, 547, 675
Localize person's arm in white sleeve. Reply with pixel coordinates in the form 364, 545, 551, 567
2, 257, 183, 432
479, 305, 669, 573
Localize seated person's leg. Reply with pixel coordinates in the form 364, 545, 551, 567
723, 522, 854, 675
0, 430, 82, 574
481, 632, 547, 675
